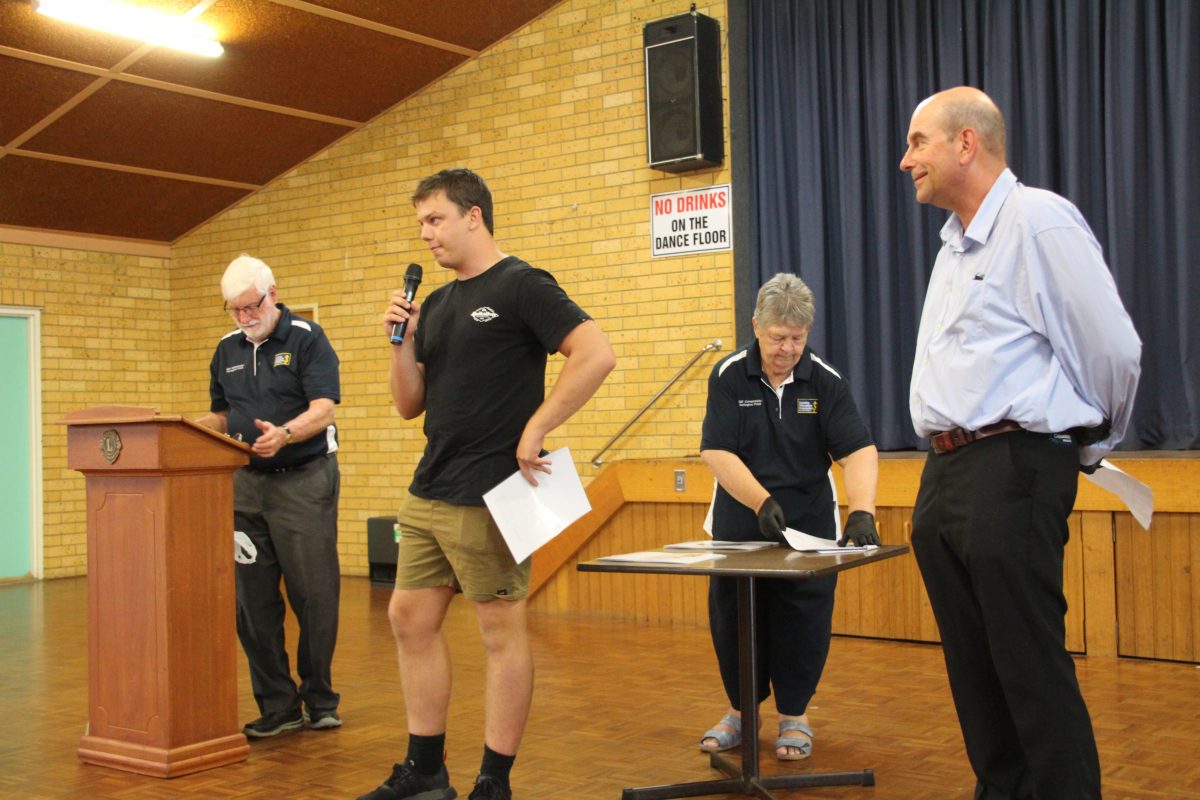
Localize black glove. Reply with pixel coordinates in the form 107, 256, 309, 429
1080, 461, 1101, 475
840, 510, 880, 547
756, 496, 786, 542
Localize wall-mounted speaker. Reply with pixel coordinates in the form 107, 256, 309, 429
644, 11, 724, 173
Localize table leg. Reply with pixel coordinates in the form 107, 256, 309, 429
618, 576, 874, 798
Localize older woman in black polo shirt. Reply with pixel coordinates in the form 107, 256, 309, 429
698, 273, 879, 760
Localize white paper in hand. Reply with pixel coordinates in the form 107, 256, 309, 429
482, 447, 592, 563
780, 526, 877, 553
1084, 459, 1154, 529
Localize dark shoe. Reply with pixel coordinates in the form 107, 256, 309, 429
468, 775, 511, 800
304, 708, 342, 730
357, 761, 456, 800
242, 708, 304, 739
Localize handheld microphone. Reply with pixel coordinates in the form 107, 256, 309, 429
390, 263, 423, 345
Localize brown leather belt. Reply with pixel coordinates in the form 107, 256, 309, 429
930, 420, 1024, 454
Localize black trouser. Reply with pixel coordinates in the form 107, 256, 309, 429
234, 454, 341, 716
708, 573, 837, 716
911, 431, 1100, 800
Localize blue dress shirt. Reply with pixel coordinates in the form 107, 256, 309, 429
910, 169, 1141, 464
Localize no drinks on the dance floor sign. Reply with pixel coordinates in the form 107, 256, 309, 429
650, 184, 732, 258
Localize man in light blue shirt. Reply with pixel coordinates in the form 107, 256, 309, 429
900, 86, 1140, 800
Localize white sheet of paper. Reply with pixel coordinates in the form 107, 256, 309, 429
1084, 459, 1154, 529
482, 447, 592, 563
664, 540, 779, 551
781, 526, 878, 554
597, 550, 726, 565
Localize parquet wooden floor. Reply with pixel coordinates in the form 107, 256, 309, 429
1, 577, 1198, 799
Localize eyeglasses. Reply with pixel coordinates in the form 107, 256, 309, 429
224, 294, 267, 316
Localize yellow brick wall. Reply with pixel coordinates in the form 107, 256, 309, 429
13, 0, 737, 577
170, 0, 736, 576
0, 243, 174, 577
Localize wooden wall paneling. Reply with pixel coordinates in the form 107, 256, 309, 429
633, 506, 652, 623
631, 506, 649, 622
665, 504, 686, 623
627, 505, 644, 617
1165, 513, 1196, 662
586, 510, 612, 618
1114, 512, 1197, 661
529, 464, 624, 594
1152, 514, 1176, 657
1193, 512, 1200, 664
533, 458, 1200, 666
1116, 513, 1147, 657
618, 504, 640, 618
877, 507, 915, 640
588, 525, 609, 618
831, 508, 870, 637
679, 504, 703, 625
1064, 513, 1087, 653
832, 505, 938, 643
894, 514, 943, 643
1081, 511, 1118, 658
657, 505, 675, 622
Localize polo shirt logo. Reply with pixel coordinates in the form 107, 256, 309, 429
738, 399, 763, 408
225, 364, 244, 373
274, 352, 292, 367
797, 398, 818, 414
471, 306, 499, 322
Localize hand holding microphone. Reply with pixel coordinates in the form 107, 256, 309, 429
386, 263, 423, 345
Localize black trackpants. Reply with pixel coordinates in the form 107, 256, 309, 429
233, 454, 341, 716
912, 431, 1100, 800
708, 572, 837, 716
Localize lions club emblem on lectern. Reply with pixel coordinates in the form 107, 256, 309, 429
99, 429, 122, 464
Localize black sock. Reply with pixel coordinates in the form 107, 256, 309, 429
405, 732, 446, 776
480, 744, 516, 787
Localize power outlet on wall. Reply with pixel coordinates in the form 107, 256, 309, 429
674, 469, 686, 492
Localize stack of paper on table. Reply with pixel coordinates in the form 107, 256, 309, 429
664, 540, 779, 551
596, 551, 726, 565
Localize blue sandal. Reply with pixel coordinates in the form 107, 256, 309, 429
699, 714, 742, 753
776, 719, 813, 761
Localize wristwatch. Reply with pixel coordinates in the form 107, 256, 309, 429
283, 425, 294, 444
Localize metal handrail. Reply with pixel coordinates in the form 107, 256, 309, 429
590, 338, 724, 467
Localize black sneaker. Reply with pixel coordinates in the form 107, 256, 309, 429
467, 775, 511, 800
304, 708, 342, 730
357, 761, 456, 800
242, 708, 304, 739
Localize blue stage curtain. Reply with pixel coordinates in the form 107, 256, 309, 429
746, 0, 1199, 450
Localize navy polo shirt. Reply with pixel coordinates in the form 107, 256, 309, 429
700, 341, 873, 540
209, 304, 340, 469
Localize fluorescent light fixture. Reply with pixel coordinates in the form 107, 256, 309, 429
35, 0, 224, 58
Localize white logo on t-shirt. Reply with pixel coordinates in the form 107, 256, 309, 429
471, 306, 499, 322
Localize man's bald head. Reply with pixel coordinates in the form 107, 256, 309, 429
917, 87, 1007, 163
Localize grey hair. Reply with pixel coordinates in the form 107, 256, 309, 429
754, 273, 814, 329
221, 254, 275, 301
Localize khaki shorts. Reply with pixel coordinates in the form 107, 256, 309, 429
395, 493, 530, 601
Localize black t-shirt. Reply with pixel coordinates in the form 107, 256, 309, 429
410, 256, 590, 504
209, 304, 340, 469
700, 341, 873, 540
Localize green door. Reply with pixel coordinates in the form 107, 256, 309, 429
0, 315, 33, 580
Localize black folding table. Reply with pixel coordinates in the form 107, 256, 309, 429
578, 544, 909, 799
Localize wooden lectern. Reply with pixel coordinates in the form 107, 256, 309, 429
63, 405, 251, 777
